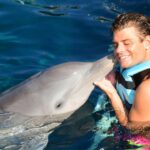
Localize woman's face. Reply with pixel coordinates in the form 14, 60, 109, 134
113, 27, 149, 68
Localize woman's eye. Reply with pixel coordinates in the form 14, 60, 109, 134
124, 43, 130, 45
124, 43, 132, 48
124, 40, 132, 46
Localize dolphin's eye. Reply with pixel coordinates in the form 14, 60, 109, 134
56, 102, 62, 109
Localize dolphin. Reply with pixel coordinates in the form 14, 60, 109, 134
0, 54, 115, 149
0, 54, 115, 117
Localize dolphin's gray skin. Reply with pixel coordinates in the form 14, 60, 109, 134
0, 55, 115, 116
0, 55, 115, 150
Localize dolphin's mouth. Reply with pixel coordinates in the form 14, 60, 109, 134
107, 53, 117, 63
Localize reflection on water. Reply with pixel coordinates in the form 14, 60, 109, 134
1, 0, 150, 149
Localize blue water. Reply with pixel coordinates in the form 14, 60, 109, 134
1, 0, 150, 150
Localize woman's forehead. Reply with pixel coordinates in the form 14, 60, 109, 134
113, 27, 141, 42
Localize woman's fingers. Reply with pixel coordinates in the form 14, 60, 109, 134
94, 78, 116, 95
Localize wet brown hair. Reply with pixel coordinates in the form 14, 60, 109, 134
112, 12, 150, 39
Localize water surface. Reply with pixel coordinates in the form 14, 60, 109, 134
1, 0, 150, 149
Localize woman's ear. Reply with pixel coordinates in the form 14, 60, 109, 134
144, 35, 150, 50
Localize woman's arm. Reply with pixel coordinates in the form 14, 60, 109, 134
94, 76, 128, 126
129, 79, 150, 122
94, 73, 150, 131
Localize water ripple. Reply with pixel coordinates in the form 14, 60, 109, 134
39, 10, 65, 17
1, 0, 150, 150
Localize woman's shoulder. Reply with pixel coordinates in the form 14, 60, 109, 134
135, 78, 150, 104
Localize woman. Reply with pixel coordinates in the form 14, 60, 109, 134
95, 12, 150, 143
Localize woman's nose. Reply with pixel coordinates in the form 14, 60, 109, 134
115, 43, 125, 54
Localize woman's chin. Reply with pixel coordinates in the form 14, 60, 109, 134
120, 62, 131, 69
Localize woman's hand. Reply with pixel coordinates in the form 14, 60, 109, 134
94, 70, 117, 96
94, 77, 116, 97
